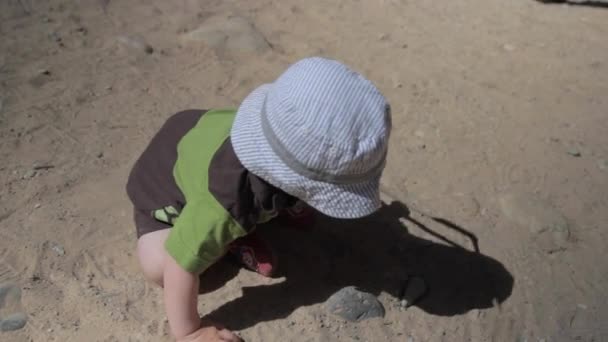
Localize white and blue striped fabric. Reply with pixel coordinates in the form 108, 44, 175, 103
231, 57, 391, 219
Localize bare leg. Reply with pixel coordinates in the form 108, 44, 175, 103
137, 228, 171, 287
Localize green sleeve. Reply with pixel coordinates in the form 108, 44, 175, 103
164, 199, 248, 274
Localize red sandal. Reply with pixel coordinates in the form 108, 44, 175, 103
228, 232, 277, 277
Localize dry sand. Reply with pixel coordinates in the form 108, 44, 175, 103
1, 0, 607, 341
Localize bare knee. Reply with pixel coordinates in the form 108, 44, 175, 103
137, 229, 171, 287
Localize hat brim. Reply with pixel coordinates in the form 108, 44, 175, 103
231, 84, 382, 219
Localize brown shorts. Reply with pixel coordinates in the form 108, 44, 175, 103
126, 110, 207, 238
132, 207, 171, 238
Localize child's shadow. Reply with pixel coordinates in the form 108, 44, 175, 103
203, 201, 514, 330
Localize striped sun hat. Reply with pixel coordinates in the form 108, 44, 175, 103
231, 57, 391, 219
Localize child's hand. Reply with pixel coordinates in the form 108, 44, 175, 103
177, 320, 242, 342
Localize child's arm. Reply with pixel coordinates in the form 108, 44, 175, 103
162, 200, 247, 340
163, 255, 242, 342
163, 254, 201, 339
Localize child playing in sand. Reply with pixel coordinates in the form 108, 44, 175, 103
126, 57, 391, 341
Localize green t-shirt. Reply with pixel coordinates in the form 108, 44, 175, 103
164, 109, 246, 273
140, 109, 297, 274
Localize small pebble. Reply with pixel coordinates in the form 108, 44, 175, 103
39, 69, 51, 76
49, 32, 62, 42
117, 35, 154, 54
50, 243, 65, 256
567, 149, 581, 157
97, 152, 104, 158
597, 159, 607, 171
23, 170, 37, 179
33, 163, 54, 170
34, 203, 41, 209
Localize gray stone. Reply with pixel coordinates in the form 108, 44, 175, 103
0, 312, 27, 331
181, 14, 270, 53
401, 277, 427, 308
325, 286, 385, 322
117, 35, 153, 54
597, 159, 607, 171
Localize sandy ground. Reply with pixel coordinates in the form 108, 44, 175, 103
1, 0, 608, 341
